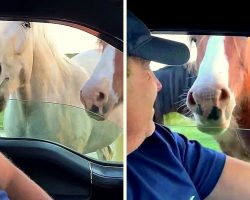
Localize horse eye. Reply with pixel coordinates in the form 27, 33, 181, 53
21, 22, 31, 28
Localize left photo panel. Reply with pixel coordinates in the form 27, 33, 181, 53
0, 0, 123, 199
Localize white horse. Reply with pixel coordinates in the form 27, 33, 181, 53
79, 42, 123, 161
0, 21, 120, 160
71, 49, 102, 75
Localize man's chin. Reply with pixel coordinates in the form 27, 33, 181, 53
146, 121, 155, 137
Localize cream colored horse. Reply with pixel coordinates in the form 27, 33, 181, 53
0, 21, 120, 160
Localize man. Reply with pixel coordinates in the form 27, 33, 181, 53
0, 153, 52, 200
127, 11, 250, 200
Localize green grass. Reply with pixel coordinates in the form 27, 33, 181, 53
164, 112, 221, 151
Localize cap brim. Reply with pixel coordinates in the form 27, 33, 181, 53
131, 36, 190, 65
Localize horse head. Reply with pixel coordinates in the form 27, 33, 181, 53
80, 43, 123, 120
0, 21, 34, 111
187, 35, 249, 134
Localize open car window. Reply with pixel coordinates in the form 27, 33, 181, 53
0, 21, 123, 164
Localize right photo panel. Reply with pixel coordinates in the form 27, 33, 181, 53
127, 3, 250, 200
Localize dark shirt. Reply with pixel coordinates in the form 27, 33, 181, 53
127, 124, 226, 200
154, 65, 197, 124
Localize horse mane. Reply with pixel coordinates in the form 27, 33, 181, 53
184, 60, 197, 75
33, 23, 88, 76
184, 35, 200, 74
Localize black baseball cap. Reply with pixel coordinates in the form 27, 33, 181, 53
127, 11, 190, 65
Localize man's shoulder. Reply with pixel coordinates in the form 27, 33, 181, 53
154, 123, 174, 136
153, 123, 186, 144
130, 123, 185, 158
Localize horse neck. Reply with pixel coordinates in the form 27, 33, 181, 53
16, 30, 88, 107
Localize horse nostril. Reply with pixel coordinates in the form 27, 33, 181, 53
97, 92, 105, 101
220, 88, 229, 101
188, 92, 196, 106
90, 105, 99, 113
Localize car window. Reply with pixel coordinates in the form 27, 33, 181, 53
0, 21, 123, 163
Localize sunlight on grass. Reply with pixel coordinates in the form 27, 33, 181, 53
164, 112, 221, 151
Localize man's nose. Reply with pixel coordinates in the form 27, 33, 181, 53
153, 74, 162, 92
157, 79, 162, 92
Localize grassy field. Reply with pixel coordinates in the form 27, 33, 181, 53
164, 112, 221, 151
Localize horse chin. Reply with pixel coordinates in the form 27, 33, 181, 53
86, 110, 105, 121
195, 116, 230, 135
197, 119, 230, 135
197, 124, 228, 135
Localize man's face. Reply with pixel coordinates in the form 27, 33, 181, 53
127, 57, 162, 153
